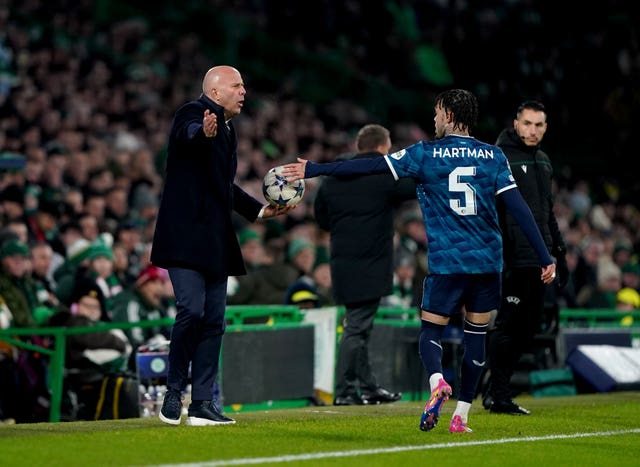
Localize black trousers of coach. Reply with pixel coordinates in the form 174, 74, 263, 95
166, 267, 226, 403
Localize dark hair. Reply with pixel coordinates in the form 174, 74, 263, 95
516, 100, 546, 119
355, 124, 390, 152
434, 89, 478, 131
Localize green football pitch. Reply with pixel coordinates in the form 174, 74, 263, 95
1, 392, 639, 467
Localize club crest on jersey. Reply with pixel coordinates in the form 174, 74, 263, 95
521, 166, 527, 174
389, 149, 406, 160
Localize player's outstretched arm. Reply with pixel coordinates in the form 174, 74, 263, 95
283, 156, 391, 182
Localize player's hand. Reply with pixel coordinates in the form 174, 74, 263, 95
261, 204, 296, 218
203, 109, 217, 137
541, 262, 557, 284
282, 157, 307, 181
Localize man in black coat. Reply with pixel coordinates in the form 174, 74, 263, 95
483, 100, 568, 415
151, 65, 293, 426
314, 124, 417, 405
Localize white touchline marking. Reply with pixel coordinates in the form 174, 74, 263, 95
145, 428, 640, 467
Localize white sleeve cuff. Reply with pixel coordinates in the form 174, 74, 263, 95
258, 206, 267, 218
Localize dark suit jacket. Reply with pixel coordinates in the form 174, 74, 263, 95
314, 151, 416, 304
151, 95, 263, 278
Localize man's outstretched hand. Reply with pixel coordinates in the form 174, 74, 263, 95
261, 204, 296, 218
282, 157, 308, 182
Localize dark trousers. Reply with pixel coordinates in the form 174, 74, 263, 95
166, 268, 227, 402
334, 298, 380, 397
487, 267, 545, 401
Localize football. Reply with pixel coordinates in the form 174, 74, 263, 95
262, 165, 305, 207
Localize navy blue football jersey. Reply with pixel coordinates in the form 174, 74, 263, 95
385, 135, 516, 274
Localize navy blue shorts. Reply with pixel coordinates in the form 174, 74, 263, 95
421, 273, 501, 318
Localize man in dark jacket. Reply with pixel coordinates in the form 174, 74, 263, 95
48, 278, 130, 420
314, 124, 416, 405
484, 100, 568, 415
150, 65, 293, 426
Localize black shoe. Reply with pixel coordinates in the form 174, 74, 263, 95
159, 389, 183, 425
186, 400, 236, 426
361, 387, 402, 404
333, 394, 369, 406
489, 399, 531, 415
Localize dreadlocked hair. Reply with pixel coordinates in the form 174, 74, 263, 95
434, 89, 478, 132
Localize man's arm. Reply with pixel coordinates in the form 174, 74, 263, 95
283, 157, 391, 180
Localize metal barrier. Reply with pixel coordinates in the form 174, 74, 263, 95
559, 309, 640, 328
0, 305, 306, 422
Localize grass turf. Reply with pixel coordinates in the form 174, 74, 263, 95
1, 392, 639, 466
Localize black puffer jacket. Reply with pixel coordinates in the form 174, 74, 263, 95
496, 127, 566, 268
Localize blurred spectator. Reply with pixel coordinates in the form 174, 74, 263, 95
29, 241, 58, 299
81, 236, 123, 320
0, 238, 55, 422
26, 199, 69, 246
114, 219, 146, 279
78, 213, 100, 242
577, 259, 622, 309
567, 180, 592, 220
0, 184, 25, 224
48, 278, 131, 421
620, 262, 640, 292
0, 292, 16, 424
104, 186, 130, 233
285, 237, 317, 281
4, 219, 29, 245
311, 259, 334, 307
111, 264, 172, 367
572, 237, 605, 301
381, 251, 417, 310
0, 239, 56, 326
227, 233, 299, 305
63, 187, 84, 218
284, 255, 334, 309
615, 287, 640, 311
285, 282, 320, 310
111, 242, 136, 288
615, 287, 639, 327
54, 238, 92, 308
395, 209, 428, 307
612, 242, 634, 269
236, 228, 267, 272
554, 244, 579, 309
83, 192, 107, 229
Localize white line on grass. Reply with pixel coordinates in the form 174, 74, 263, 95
146, 428, 640, 467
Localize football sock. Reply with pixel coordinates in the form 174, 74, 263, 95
459, 319, 489, 403
419, 319, 446, 376
429, 372, 445, 391
453, 401, 471, 422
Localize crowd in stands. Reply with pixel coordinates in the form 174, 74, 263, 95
0, 0, 639, 423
